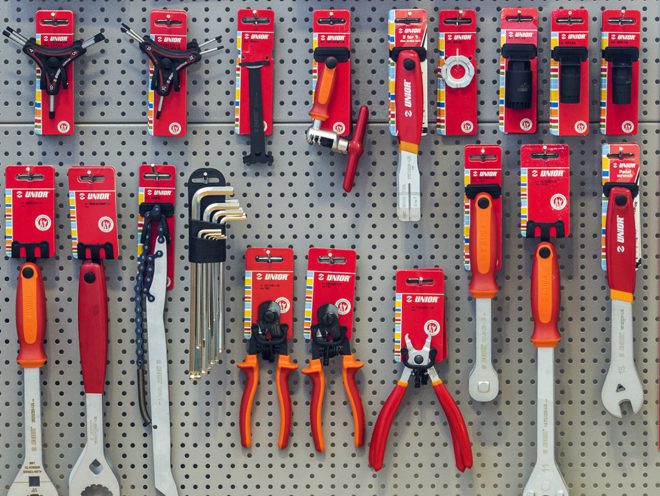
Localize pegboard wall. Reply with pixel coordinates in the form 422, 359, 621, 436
0, 2, 658, 496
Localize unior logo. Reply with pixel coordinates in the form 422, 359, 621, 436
169, 122, 182, 135
333, 122, 346, 135
550, 193, 567, 211
276, 297, 291, 314
621, 121, 635, 134
98, 216, 114, 233
520, 118, 533, 132
335, 298, 352, 315
616, 215, 625, 247
403, 80, 413, 109
424, 320, 441, 336
35, 214, 51, 232
461, 120, 474, 133
57, 121, 71, 134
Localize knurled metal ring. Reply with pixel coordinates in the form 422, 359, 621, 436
440, 55, 475, 89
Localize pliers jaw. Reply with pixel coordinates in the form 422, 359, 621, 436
400, 334, 437, 387
248, 300, 289, 362
309, 303, 351, 364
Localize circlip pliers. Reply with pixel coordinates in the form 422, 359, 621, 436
369, 334, 473, 472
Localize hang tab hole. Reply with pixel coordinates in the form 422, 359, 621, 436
242, 16, 271, 25
443, 17, 473, 26
77, 175, 106, 184
190, 176, 222, 184
16, 173, 45, 181
142, 171, 172, 181
89, 459, 103, 475
467, 154, 498, 162
405, 277, 435, 286
530, 152, 560, 160
255, 255, 284, 263
317, 16, 346, 26
317, 256, 347, 265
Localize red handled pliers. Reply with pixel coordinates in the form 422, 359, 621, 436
238, 301, 297, 449
369, 334, 473, 472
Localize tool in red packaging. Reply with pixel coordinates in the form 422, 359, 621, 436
437, 9, 477, 136
463, 146, 502, 402
389, 9, 427, 221
67, 166, 121, 496
236, 9, 275, 165
499, 8, 538, 134
239, 248, 297, 449
301, 248, 364, 452
5, 165, 59, 496
520, 144, 570, 496
600, 143, 643, 418
306, 10, 368, 193
600, 9, 641, 136
550, 9, 589, 136
3, 11, 105, 136
121, 10, 222, 137
134, 165, 178, 495
369, 269, 473, 472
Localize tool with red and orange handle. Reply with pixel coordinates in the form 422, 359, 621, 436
523, 241, 570, 496
601, 184, 643, 417
301, 303, 365, 452
467, 190, 500, 401
238, 300, 298, 449
369, 334, 472, 472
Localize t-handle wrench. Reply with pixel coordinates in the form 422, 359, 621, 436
523, 242, 569, 496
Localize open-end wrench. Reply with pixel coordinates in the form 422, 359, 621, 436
601, 185, 643, 417
523, 242, 569, 496
69, 261, 120, 496
9, 262, 59, 496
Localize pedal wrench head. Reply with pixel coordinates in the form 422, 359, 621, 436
523, 461, 569, 496
8, 467, 59, 496
601, 366, 644, 417
69, 443, 120, 496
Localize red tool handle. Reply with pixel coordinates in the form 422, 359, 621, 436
78, 261, 109, 394
343, 105, 369, 193
368, 381, 407, 471
16, 262, 47, 368
469, 192, 499, 299
341, 354, 366, 448
310, 57, 339, 123
301, 358, 326, 452
531, 242, 561, 348
432, 379, 473, 472
606, 186, 637, 300
238, 354, 259, 449
276, 354, 298, 449
395, 50, 423, 148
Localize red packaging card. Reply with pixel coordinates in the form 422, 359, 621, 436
149, 10, 188, 137
244, 248, 295, 341
394, 269, 447, 364
312, 10, 351, 137
499, 8, 538, 134
35, 10, 75, 136
67, 166, 119, 260
550, 9, 590, 136
520, 144, 570, 239
600, 9, 641, 136
601, 143, 641, 270
138, 164, 176, 289
437, 9, 477, 136
388, 9, 428, 135
464, 145, 502, 271
304, 248, 357, 341
235, 9, 275, 137
5, 165, 56, 258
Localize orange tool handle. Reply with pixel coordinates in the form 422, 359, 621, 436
432, 380, 473, 472
342, 354, 366, 448
276, 354, 298, 449
605, 186, 637, 300
531, 242, 561, 348
368, 381, 407, 471
301, 358, 326, 452
343, 105, 369, 193
238, 354, 259, 449
310, 57, 339, 123
469, 192, 499, 299
16, 262, 47, 368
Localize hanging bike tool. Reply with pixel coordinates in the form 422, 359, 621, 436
463, 146, 503, 402
306, 9, 369, 193
388, 9, 428, 221
5, 165, 59, 496
121, 10, 222, 137
67, 166, 121, 496
236, 9, 275, 165
600, 143, 643, 418
135, 165, 179, 495
239, 248, 297, 449
302, 248, 365, 452
188, 168, 246, 380
520, 145, 571, 496
3, 10, 105, 135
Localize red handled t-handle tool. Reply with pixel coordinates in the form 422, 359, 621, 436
306, 47, 368, 192
601, 185, 643, 417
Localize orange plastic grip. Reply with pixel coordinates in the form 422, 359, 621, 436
309, 58, 338, 123
469, 192, 499, 299
238, 354, 259, 448
276, 355, 298, 449
342, 354, 366, 448
301, 358, 326, 452
368, 382, 407, 471
530, 242, 561, 348
16, 262, 47, 368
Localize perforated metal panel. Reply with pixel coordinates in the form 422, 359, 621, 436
0, 2, 658, 496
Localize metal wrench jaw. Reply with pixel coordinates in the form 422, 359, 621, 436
523, 461, 569, 496
601, 367, 644, 418
468, 365, 499, 402
155, 473, 179, 496
8, 464, 59, 496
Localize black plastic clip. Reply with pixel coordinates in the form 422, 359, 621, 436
389, 46, 427, 63
501, 43, 537, 109
603, 181, 638, 199
77, 242, 114, 263
525, 221, 565, 242
602, 46, 639, 105
551, 46, 588, 104
465, 184, 502, 200
11, 241, 49, 262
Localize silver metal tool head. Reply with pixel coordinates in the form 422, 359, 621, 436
404, 333, 432, 363
601, 367, 644, 418
523, 461, 569, 496
468, 298, 499, 402
396, 150, 421, 222
191, 186, 234, 219
202, 201, 240, 222
8, 465, 59, 496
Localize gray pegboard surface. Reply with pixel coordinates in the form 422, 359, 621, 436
0, 2, 657, 496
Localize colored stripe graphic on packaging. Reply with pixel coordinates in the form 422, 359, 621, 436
601, 144, 611, 270
136, 187, 145, 256
68, 190, 79, 257
387, 10, 396, 134
303, 270, 314, 340
34, 34, 43, 135
234, 32, 243, 131
549, 32, 560, 134
463, 171, 471, 271
4, 190, 12, 253
520, 168, 528, 236
147, 65, 155, 135
436, 33, 447, 135
498, 31, 507, 132
394, 293, 403, 362
244, 271, 253, 338
599, 33, 609, 133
